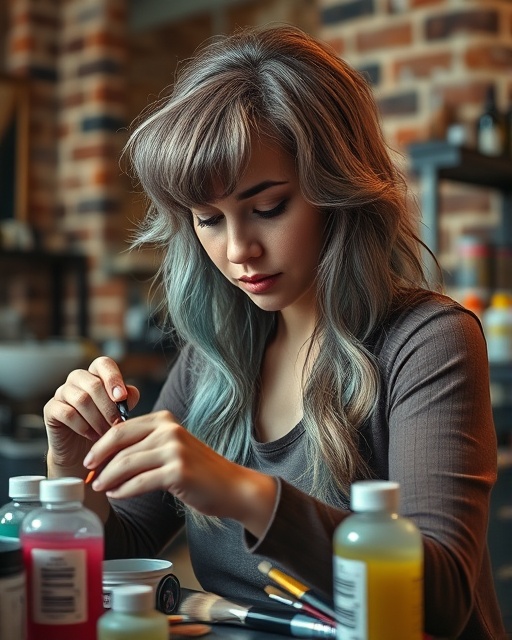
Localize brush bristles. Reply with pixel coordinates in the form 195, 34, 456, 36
258, 560, 272, 576
179, 592, 247, 624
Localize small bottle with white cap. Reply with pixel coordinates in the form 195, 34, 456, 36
333, 480, 423, 640
0, 475, 45, 540
98, 584, 168, 640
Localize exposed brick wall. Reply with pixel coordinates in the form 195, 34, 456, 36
3, 0, 318, 344
5, 0, 510, 342
5, 0, 129, 341
319, 0, 512, 292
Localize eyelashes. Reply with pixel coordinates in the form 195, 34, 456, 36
196, 215, 222, 229
195, 199, 288, 228
253, 199, 288, 219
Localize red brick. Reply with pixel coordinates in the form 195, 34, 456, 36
436, 80, 491, 107
410, 0, 445, 7
107, 5, 127, 24
72, 144, 118, 160
394, 51, 452, 80
63, 38, 85, 53
61, 176, 82, 190
356, 23, 412, 52
426, 10, 498, 40
465, 44, 512, 71
324, 37, 345, 56
394, 125, 429, 148
57, 123, 71, 138
12, 11, 31, 27
439, 190, 492, 214
11, 35, 35, 53
90, 85, 125, 104
87, 31, 125, 50
92, 169, 115, 185
61, 92, 85, 107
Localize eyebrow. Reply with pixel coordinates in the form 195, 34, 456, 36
235, 180, 288, 201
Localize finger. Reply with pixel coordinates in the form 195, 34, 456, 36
84, 410, 181, 468
56, 373, 115, 436
44, 396, 101, 442
91, 443, 169, 492
88, 356, 130, 403
82, 415, 147, 472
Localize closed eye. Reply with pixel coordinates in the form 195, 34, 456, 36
254, 199, 288, 218
196, 214, 223, 228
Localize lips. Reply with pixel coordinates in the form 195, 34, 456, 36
238, 273, 280, 294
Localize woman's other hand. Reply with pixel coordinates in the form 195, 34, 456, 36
83, 410, 277, 538
43, 356, 140, 470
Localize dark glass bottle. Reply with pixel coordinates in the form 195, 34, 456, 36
477, 85, 505, 157
505, 104, 512, 159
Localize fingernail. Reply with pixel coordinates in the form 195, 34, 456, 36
83, 452, 93, 467
112, 386, 124, 400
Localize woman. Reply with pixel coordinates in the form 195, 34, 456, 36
43, 24, 505, 638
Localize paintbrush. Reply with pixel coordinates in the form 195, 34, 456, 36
258, 561, 337, 622
179, 591, 336, 638
85, 400, 129, 484
264, 585, 335, 625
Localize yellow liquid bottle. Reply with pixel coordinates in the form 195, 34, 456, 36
98, 584, 168, 640
333, 480, 423, 640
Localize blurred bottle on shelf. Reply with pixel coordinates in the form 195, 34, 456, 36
461, 293, 486, 323
505, 102, 512, 158
483, 293, 512, 364
494, 244, 512, 296
477, 85, 505, 157
428, 90, 454, 141
455, 235, 492, 305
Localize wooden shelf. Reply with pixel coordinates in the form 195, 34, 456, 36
408, 141, 512, 192
407, 140, 512, 256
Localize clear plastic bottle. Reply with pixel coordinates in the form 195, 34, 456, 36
20, 477, 104, 640
483, 292, 512, 364
0, 475, 45, 541
98, 584, 168, 640
333, 480, 423, 640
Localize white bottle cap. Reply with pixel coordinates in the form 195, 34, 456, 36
350, 480, 400, 513
39, 477, 84, 503
111, 584, 155, 613
9, 475, 46, 500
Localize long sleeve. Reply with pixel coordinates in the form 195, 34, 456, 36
244, 300, 503, 639
103, 347, 192, 558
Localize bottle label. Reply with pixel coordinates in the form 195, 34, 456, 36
31, 548, 87, 624
334, 556, 367, 639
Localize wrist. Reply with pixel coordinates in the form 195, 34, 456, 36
233, 468, 278, 539
46, 448, 87, 479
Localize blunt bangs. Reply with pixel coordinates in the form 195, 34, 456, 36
130, 85, 267, 219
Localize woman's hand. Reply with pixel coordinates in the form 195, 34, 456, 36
43, 356, 140, 470
83, 410, 277, 538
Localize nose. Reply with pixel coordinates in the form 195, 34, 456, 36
226, 223, 263, 264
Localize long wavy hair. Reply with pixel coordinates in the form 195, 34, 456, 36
124, 24, 433, 514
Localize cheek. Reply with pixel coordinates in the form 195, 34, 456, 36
196, 236, 226, 270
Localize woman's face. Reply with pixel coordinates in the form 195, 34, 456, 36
191, 137, 325, 316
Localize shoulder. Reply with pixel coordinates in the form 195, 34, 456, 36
372, 291, 486, 368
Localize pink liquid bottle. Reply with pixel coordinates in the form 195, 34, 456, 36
20, 477, 104, 640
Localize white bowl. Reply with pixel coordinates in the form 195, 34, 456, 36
0, 339, 95, 401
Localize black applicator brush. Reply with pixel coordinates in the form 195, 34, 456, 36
179, 591, 336, 638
